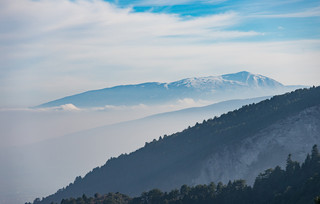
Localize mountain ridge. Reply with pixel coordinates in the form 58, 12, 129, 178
33, 145, 320, 204
36, 71, 300, 108
39, 86, 320, 204
2, 96, 270, 204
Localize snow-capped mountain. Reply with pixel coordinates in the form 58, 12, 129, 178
170, 71, 283, 89
36, 71, 302, 108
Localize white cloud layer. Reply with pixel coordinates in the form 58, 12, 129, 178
135, 0, 228, 6
0, 0, 319, 107
254, 6, 320, 18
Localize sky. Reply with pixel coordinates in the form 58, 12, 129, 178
1, 0, 320, 107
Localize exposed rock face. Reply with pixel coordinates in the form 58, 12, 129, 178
195, 105, 320, 185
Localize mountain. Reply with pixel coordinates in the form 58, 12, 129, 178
145, 96, 270, 122
39, 86, 320, 204
35, 145, 320, 204
36, 71, 301, 108
0, 97, 269, 204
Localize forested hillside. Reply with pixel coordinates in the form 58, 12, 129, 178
31, 145, 320, 204
38, 86, 320, 203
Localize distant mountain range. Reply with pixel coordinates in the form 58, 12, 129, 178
39, 86, 320, 204
36, 71, 303, 108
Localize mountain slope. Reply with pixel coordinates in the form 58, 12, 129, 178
36, 71, 300, 108
1, 97, 269, 204
39, 145, 320, 204
39, 86, 320, 203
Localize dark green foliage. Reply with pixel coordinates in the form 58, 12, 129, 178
39, 86, 320, 204
251, 146, 320, 204
57, 192, 131, 204
38, 145, 320, 204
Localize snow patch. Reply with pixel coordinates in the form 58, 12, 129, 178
60, 104, 80, 111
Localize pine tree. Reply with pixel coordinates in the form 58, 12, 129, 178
312, 145, 320, 160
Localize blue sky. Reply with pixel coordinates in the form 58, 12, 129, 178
0, 0, 320, 107
114, 0, 320, 41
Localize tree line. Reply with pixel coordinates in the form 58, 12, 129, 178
30, 145, 320, 204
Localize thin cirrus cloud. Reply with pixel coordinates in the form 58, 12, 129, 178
0, 0, 261, 59
252, 6, 320, 18
0, 0, 247, 42
131, 0, 228, 6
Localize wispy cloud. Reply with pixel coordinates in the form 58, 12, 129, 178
0, 0, 248, 43
133, 0, 228, 6
135, 0, 193, 6
251, 6, 320, 18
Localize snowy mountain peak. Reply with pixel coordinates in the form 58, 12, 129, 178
169, 71, 283, 89
222, 71, 283, 87
169, 76, 226, 89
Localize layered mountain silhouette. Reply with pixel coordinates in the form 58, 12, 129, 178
36, 71, 301, 108
39, 86, 320, 204
1, 97, 269, 204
